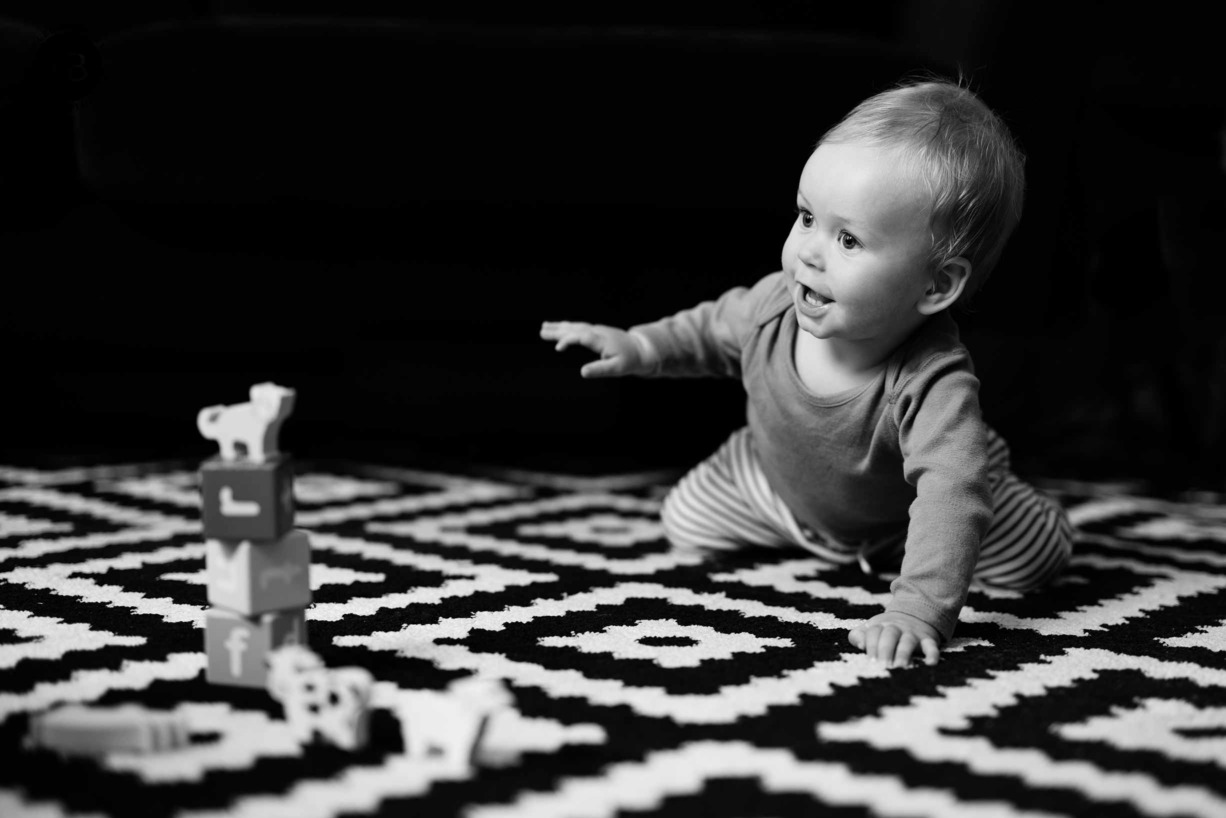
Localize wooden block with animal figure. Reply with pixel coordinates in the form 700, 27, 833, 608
206, 529, 312, 616
199, 455, 296, 542
205, 607, 307, 688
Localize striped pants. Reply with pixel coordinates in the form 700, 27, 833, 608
660, 427, 1073, 592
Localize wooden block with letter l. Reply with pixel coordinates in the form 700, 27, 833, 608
206, 529, 312, 616
205, 607, 307, 688
199, 455, 295, 542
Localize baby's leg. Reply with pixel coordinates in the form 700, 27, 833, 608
660, 427, 857, 565
973, 429, 1074, 591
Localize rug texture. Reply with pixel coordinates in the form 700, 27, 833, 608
1, 459, 1224, 818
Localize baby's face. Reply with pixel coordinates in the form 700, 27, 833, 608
781, 141, 936, 347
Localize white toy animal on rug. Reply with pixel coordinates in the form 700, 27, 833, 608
392, 676, 514, 770
267, 646, 374, 751
197, 382, 296, 463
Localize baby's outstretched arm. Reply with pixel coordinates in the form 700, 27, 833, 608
848, 611, 941, 668
540, 321, 657, 378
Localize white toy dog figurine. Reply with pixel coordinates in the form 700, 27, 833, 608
197, 382, 296, 463
393, 676, 514, 770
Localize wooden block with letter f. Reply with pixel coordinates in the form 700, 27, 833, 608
205, 608, 308, 688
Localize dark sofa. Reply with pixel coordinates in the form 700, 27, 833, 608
3, 3, 1223, 486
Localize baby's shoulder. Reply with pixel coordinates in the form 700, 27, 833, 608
885, 314, 976, 397
743, 271, 794, 327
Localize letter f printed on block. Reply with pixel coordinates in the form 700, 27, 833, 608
224, 628, 250, 677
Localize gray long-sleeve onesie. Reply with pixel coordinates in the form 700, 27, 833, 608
632, 271, 994, 641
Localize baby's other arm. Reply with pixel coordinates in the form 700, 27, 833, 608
862, 347, 993, 667
540, 321, 659, 378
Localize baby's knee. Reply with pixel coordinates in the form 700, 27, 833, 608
1036, 507, 1076, 585
981, 519, 1075, 593
659, 488, 706, 550
659, 486, 734, 553
1024, 537, 1074, 592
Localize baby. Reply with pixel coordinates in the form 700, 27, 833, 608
540, 78, 1073, 668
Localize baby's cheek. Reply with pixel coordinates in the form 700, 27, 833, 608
781, 235, 799, 268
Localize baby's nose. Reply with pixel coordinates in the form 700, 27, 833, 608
798, 237, 824, 269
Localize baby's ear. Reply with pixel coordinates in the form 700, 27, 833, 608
917, 257, 971, 315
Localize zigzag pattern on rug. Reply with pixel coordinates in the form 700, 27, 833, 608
1, 461, 1224, 817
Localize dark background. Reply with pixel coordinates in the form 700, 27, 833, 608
2, 1, 1224, 489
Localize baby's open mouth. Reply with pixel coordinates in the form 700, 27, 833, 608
802, 285, 833, 307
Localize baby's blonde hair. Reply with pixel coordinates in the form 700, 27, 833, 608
819, 76, 1026, 299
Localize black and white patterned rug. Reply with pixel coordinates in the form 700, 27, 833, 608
2, 459, 1225, 817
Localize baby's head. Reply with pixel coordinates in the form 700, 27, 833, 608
818, 77, 1025, 302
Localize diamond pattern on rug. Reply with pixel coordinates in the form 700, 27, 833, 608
0, 462, 1224, 818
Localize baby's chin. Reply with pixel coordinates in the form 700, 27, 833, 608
792, 297, 836, 337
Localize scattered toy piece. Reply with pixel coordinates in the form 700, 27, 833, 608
267, 646, 374, 751
267, 645, 326, 699
25, 704, 190, 757
392, 676, 514, 770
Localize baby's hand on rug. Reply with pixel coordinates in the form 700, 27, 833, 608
540, 321, 654, 378
848, 611, 940, 668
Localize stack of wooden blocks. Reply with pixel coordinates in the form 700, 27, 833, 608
189, 382, 513, 760
197, 382, 311, 688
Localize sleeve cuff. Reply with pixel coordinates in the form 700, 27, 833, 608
628, 329, 661, 375
884, 599, 959, 644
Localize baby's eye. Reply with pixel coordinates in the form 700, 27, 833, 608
795, 207, 814, 229
837, 230, 860, 250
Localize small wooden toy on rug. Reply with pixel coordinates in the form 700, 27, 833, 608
267, 645, 374, 751
196, 381, 297, 464
25, 704, 191, 757
390, 676, 515, 771
197, 382, 314, 689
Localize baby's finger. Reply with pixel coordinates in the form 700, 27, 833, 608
847, 627, 865, 650
920, 638, 940, 666
541, 321, 585, 339
875, 625, 901, 665
580, 357, 622, 378
553, 328, 595, 352
893, 632, 918, 668
862, 625, 882, 660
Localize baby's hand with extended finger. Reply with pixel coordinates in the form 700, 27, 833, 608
848, 611, 941, 668
540, 321, 653, 378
